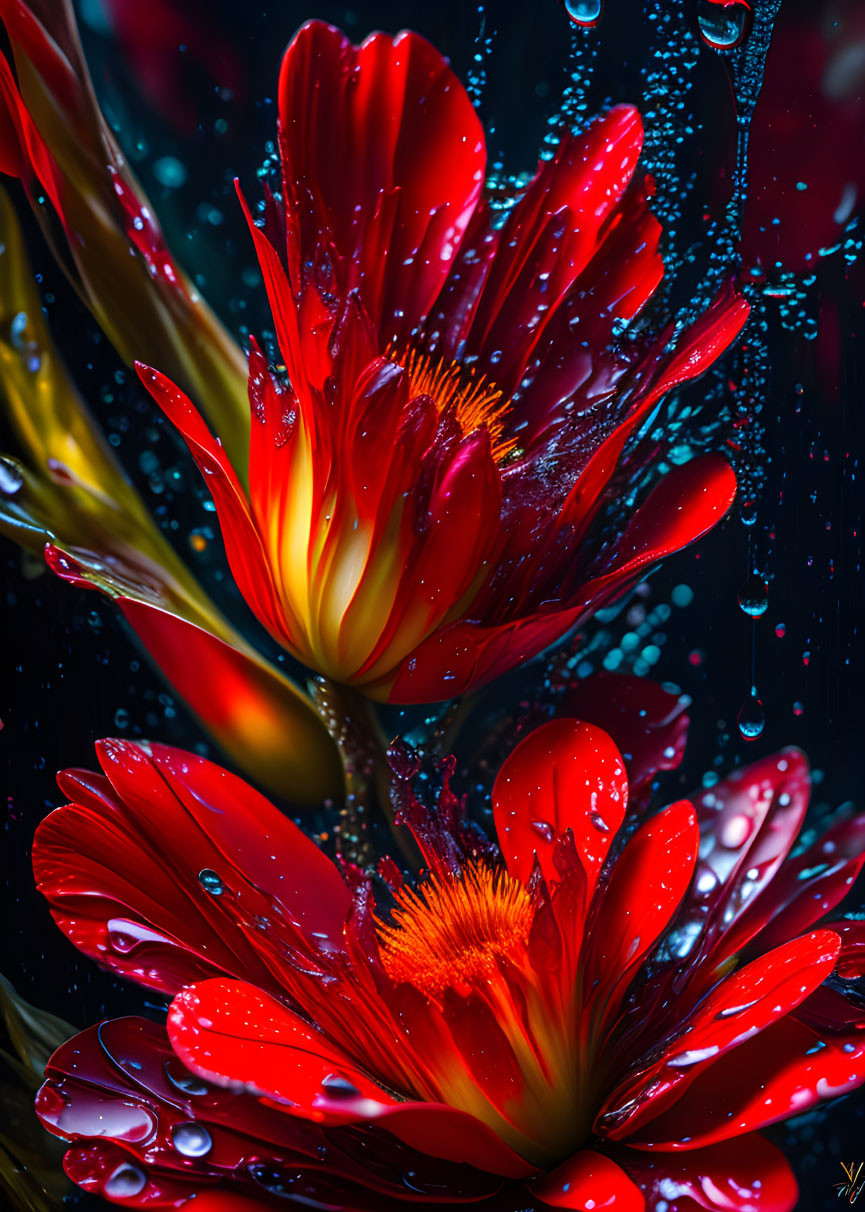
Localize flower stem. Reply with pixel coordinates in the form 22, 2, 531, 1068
308, 678, 416, 870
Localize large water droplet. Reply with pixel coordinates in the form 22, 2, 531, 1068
0, 455, 24, 496
320, 1073, 360, 1098
714, 997, 759, 1019
164, 1058, 209, 1097
738, 689, 765, 740
697, 0, 752, 50
667, 1043, 720, 1068
737, 572, 768, 617
198, 868, 224, 896
171, 1121, 213, 1158
104, 1164, 147, 1197
560, 0, 603, 28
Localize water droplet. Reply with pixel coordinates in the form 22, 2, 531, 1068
531, 819, 555, 842
171, 1121, 212, 1158
714, 997, 759, 1019
737, 690, 765, 740
720, 812, 754, 849
737, 572, 768, 617
667, 1043, 720, 1068
697, 0, 752, 50
793, 700, 804, 717
198, 868, 224, 896
249, 1164, 293, 1195
164, 1059, 209, 1097
386, 739, 420, 780
0, 455, 24, 495
589, 811, 610, 833
320, 1073, 360, 1098
560, 0, 603, 28
104, 1164, 147, 1197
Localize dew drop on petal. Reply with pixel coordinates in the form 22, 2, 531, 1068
667, 1043, 721, 1068
164, 1059, 209, 1096
104, 1164, 147, 1197
198, 868, 224, 896
320, 1073, 360, 1098
171, 1121, 213, 1157
715, 997, 760, 1019
720, 812, 754, 849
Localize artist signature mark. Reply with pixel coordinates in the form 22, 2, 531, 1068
836, 1162, 865, 1203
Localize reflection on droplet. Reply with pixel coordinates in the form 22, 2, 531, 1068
738, 689, 765, 740
164, 1058, 209, 1097
697, 0, 752, 50
104, 1164, 147, 1197
560, 0, 603, 28
0, 456, 24, 496
737, 572, 769, 617
667, 1043, 720, 1068
715, 997, 759, 1019
171, 1121, 213, 1157
198, 868, 224, 896
320, 1073, 360, 1098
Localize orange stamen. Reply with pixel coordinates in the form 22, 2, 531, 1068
394, 345, 518, 463
377, 860, 534, 998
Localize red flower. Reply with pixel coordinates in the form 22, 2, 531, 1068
139, 19, 748, 704
33, 711, 865, 1210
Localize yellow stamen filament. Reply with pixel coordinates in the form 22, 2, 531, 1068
377, 861, 534, 998
395, 345, 518, 463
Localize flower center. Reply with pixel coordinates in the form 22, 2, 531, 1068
396, 345, 518, 463
377, 860, 534, 998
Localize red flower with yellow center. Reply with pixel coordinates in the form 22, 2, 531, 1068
33, 698, 865, 1211
139, 18, 748, 703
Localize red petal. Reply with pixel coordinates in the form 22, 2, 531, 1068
617, 1134, 798, 1212
628, 1013, 865, 1150
387, 454, 736, 703
674, 748, 811, 969
584, 801, 698, 1030
826, 918, 865, 979
553, 289, 746, 546
493, 718, 628, 893
37, 1016, 499, 1207
533, 1149, 643, 1210
509, 178, 662, 451
168, 979, 533, 1180
600, 930, 841, 1139
278, 20, 485, 344
559, 673, 689, 802
168, 980, 405, 1119
34, 739, 349, 996
463, 106, 645, 392
116, 598, 339, 804
136, 363, 291, 649
737, 811, 865, 951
